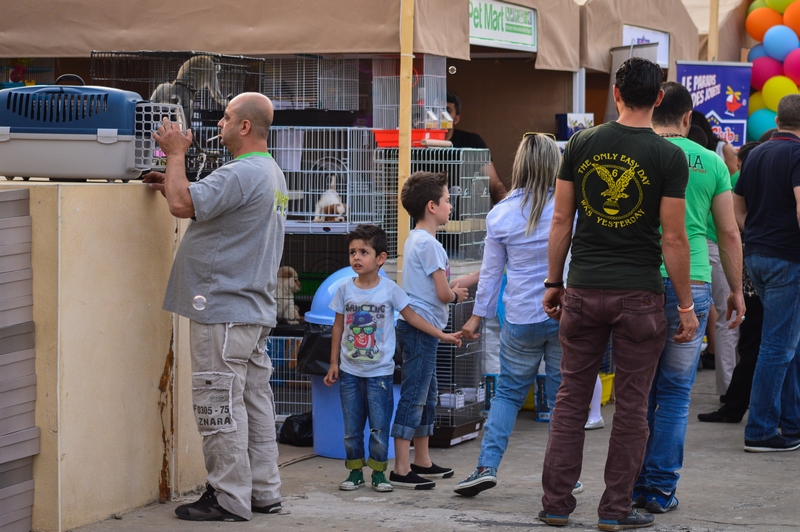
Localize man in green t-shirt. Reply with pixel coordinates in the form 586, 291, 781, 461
539, 58, 698, 531
634, 81, 745, 514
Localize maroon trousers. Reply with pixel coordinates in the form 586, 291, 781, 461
541, 288, 667, 520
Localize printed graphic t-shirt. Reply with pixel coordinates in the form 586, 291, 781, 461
400, 229, 450, 330
330, 277, 410, 378
558, 121, 689, 294
659, 137, 731, 282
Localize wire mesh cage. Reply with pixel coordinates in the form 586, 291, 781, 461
435, 300, 486, 428
261, 55, 359, 111
90, 51, 263, 179
1, 58, 55, 87
267, 336, 312, 421
279, 233, 350, 319
373, 147, 492, 259
372, 54, 447, 130
269, 127, 380, 233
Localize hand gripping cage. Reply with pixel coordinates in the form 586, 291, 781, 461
0, 85, 185, 181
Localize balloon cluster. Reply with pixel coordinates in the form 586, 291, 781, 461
747, 0, 800, 139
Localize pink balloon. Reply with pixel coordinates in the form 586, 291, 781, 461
784, 48, 800, 84
752, 56, 785, 90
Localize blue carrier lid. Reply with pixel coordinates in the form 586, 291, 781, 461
0, 85, 142, 135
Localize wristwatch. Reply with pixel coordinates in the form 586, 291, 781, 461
544, 278, 564, 289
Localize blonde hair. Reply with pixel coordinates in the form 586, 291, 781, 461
509, 134, 560, 235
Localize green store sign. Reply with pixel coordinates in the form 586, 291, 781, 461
468, 0, 537, 52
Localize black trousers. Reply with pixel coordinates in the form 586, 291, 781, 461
719, 294, 764, 418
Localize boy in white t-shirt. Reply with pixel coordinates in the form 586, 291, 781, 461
389, 171, 470, 489
324, 224, 461, 492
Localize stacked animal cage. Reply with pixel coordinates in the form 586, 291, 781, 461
90, 51, 263, 179
372, 54, 447, 130
261, 55, 359, 111
432, 299, 486, 447
267, 335, 311, 421
276, 233, 351, 325
268, 127, 380, 233
1, 58, 54, 88
373, 148, 492, 260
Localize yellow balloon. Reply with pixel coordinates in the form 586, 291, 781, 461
766, 0, 795, 14
750, 91, 766, 115
750, 0, 768, 12
762, 75, 799, 111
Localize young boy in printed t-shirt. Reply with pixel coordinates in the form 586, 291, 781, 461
389, 171, 470, 490
324, 224, 461, 492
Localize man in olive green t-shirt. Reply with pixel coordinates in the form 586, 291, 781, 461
634, 82, 744, 515
539, 58, 698, 531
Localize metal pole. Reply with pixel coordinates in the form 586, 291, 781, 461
397, 0, 414, 285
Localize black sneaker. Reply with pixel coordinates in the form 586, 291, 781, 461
389, 470, 436, 489
597, 509, 654, 531
537, 510, 569, 527
410, 462, 454, 478
744, 434, 800, 452
252, 501, 282, 514
697, 409, 743, 423
175, 484, 246, 522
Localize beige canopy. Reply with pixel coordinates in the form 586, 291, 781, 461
578, 0, 700, 75
0, 0, 470, 60
0, 0, 582, 71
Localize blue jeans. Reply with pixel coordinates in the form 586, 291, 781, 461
744, 254, 800, 441
478, 318, 562, 470
391, 321, 439, 440
339, 371, 394, 472
637, 280, 711, 493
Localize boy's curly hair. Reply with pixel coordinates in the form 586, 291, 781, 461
348, 224, 388, 256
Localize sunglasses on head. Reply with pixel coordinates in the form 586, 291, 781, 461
523, 132, 557, 141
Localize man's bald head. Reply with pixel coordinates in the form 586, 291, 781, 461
228, 93, 274, 140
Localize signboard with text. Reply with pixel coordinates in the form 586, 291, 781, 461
468, 0, 537, 52
677, 61, 752, 148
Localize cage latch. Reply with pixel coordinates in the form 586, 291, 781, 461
0, 127, 9, 142
96, 128, 119, 144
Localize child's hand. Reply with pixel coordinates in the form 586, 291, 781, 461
441, 332, 462, 348
323, 366, 339, 386
453, 283, 469, 303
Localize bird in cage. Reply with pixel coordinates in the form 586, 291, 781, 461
149, 55, 231, 156
276, 266, 303, 325
313, 175, 348, 223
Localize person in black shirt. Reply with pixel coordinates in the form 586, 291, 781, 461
446, 90, 507, 203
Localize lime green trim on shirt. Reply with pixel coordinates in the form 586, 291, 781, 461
235, 152, 272, 160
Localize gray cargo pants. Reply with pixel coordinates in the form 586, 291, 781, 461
189, 321, 282, 520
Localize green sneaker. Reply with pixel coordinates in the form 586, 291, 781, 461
339, 470, 365, 491
371, 471, 393, 492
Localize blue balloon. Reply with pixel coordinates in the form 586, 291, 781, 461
764, 25, 800, 62
748, 44, 770, 62
748, 108, 777, 141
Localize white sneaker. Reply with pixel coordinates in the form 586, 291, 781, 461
585, 417, 605, 430
572, 481, 584, 494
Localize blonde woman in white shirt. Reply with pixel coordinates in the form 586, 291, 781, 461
455, 132, 565, 497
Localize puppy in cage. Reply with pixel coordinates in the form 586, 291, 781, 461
323, 225, 461, 493
313, 176, 348, 222
276, 266, 302, 324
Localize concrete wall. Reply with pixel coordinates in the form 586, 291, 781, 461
0, 182, 206, 531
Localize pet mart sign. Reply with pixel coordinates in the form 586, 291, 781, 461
469, 0, 537, 52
